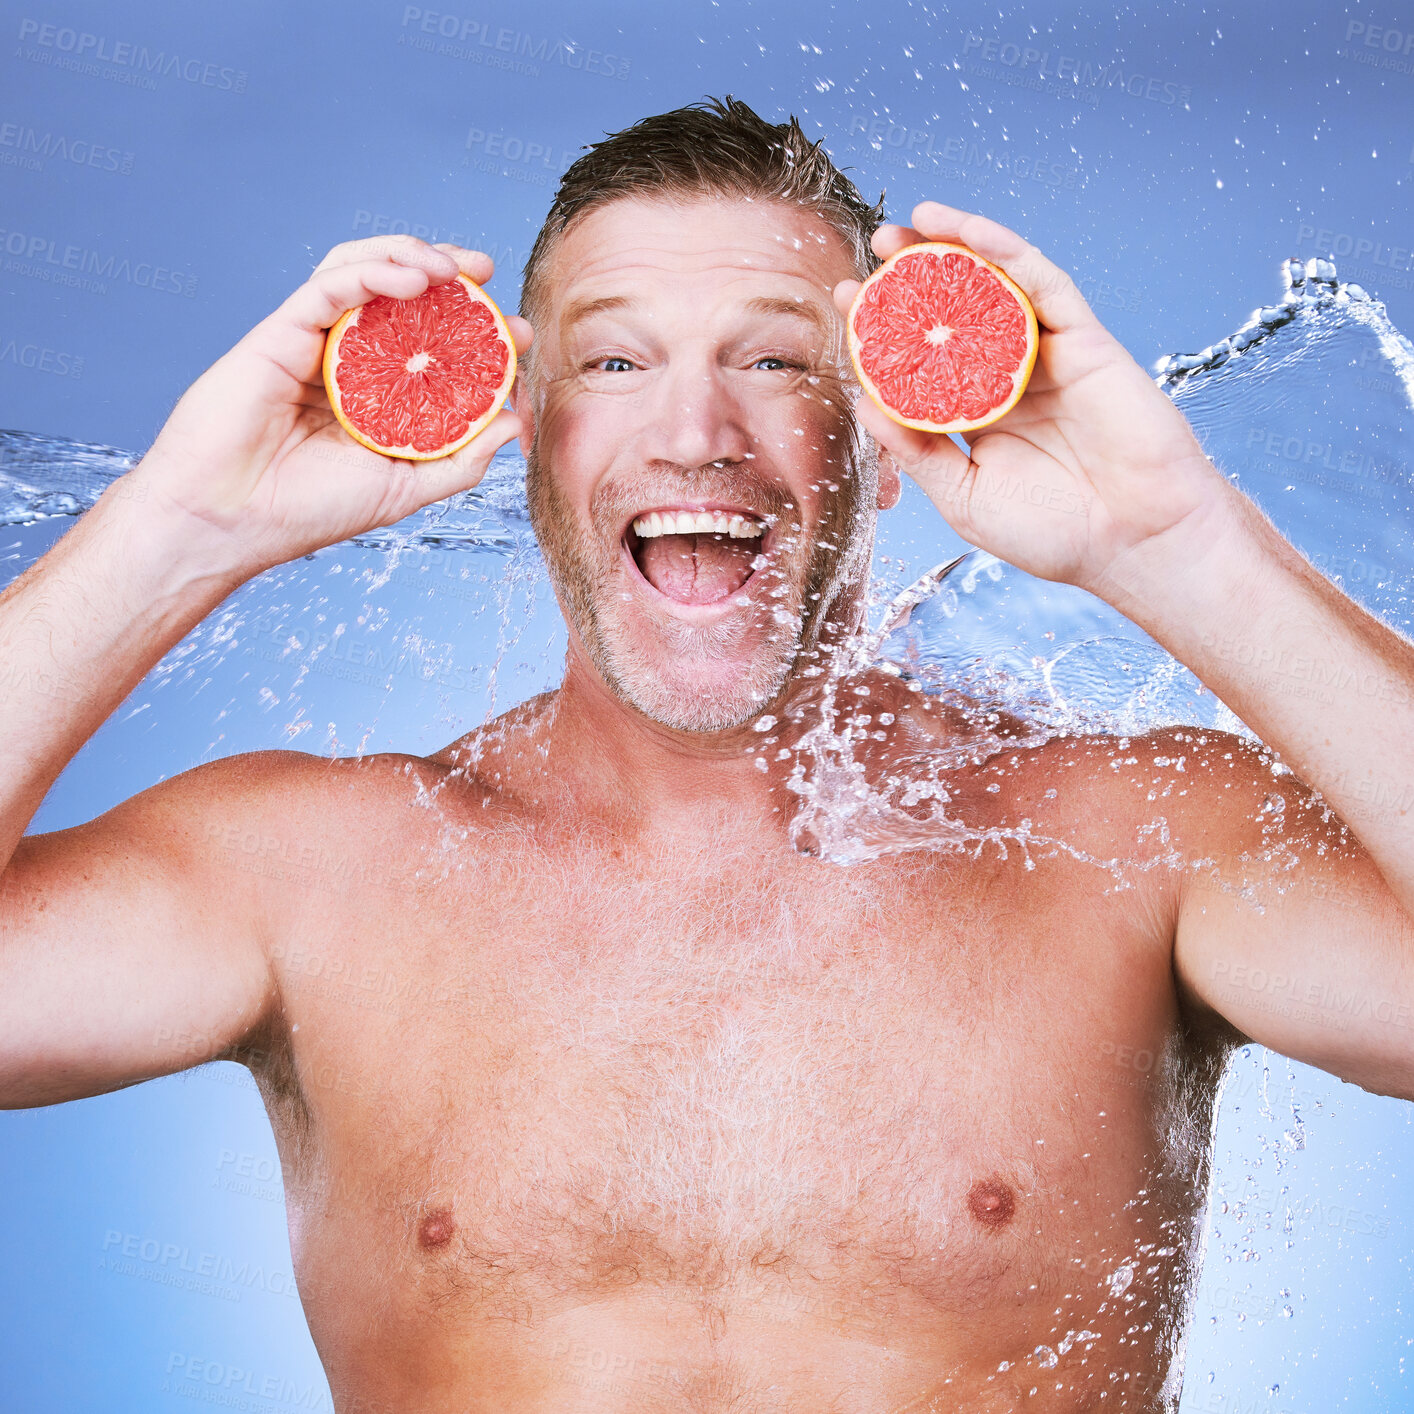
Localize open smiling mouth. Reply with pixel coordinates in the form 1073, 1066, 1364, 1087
622, 507, 772, 607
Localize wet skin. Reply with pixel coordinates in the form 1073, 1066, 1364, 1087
232, 689, 1249, 1414
221, 200, 1270, 1410
9, 195, 1407, 1413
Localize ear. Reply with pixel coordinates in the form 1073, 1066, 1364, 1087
512, 369, 535, 459
876, 448, 902, 511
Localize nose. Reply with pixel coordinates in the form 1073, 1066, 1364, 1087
639, 354, 753, 471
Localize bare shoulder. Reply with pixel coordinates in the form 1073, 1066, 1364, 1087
191, 746, 495, 886
94, 746, 480, 940
955, 720, 1304, 848
977, 722, 1350, 1046
1022, 722, 1351, 863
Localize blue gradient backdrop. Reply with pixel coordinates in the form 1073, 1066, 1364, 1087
1, 1, 1412, 1410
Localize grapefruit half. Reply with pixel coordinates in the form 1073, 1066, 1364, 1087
322, 273, 516, 460
847, 241, 1038, 435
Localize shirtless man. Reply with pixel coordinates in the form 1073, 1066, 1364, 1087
3, 95, 1412, 1412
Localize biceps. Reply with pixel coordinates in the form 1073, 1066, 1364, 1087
1176, 851, 1414, 1100
0, 818, 275, 1108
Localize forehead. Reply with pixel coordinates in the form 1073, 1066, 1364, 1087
542, 194, 858, 319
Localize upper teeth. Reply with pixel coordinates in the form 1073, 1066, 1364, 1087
632, 510, 766, 539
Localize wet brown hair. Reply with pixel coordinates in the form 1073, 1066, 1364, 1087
517, 93, 886, 386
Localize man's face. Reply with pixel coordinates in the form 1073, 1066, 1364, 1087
521, 194, 889, 734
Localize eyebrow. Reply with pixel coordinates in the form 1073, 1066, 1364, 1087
559, 292, 833, 337
560, 294, 633, 331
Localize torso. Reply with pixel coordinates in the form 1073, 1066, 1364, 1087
237, 699, 1238, 1413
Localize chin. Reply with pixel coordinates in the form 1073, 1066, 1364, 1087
596, 613, 801, 734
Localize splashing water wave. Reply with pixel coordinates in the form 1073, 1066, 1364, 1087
2, 257, 1411, 866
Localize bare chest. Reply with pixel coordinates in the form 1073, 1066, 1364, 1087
272, 836, 1211, 1336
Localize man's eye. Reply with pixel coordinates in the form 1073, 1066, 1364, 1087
587, 357, 636, 373
754, 356, 801, 372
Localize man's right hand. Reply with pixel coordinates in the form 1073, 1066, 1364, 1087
131, 236, 534, 580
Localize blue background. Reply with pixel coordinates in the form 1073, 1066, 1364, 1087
2, 0, 1413, 1409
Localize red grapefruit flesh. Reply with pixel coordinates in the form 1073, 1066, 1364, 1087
847, 241, 1038, 434
322, 272, 516, 460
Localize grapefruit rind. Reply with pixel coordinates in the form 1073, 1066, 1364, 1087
846, 241, 1038, 436
322, 272, 517, 461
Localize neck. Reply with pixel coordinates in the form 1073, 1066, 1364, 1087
538, 607, 870, 841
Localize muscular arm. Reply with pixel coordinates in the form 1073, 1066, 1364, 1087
1158, 728, 1414, 1101
1095, 489, 1414, 1102
0, 472, 278, 1107
0, 751, 300, 1107
0, 233, 528, 1110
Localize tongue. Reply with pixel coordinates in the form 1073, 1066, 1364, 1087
636, 532, 759, 604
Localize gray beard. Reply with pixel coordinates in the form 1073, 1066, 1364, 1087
524, 443, 877, 733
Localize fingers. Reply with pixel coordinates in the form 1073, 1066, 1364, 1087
257, 262, 534, 370
406, 408, 526, 506
315, 235, 502, 289
430, 243, 495, 286
504, 313, 534, 355
274, 258, 438, 338
314, 234, 460, 279
831, 278, 862, 318
850, 390, 980, 530
871, 201, 1097, 334
850, 388, 959, 472
309, 237, 530, 349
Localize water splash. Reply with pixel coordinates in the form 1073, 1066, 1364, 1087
0, 428, 538, 555
1154, 256, 1414, 409
779, 255, 1414, 864
3, 253, 1408, 1408
4, 259, 1410, 852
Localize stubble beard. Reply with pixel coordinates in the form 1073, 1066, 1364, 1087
525, 441, 877, 734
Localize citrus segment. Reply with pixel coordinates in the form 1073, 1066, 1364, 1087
847, 242, 1038, 434
322, 273, 516, 460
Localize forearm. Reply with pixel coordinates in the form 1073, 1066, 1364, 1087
0, 465, 251, 864
1098, 480, 1414, 905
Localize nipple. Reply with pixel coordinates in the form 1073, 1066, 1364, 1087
418, 1207, 456, 1249
966, 1177, 1017, 1230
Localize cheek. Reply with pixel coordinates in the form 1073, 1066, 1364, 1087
773, 408, 861, 505
539, 380, 638, 468
534, 401, 605, 506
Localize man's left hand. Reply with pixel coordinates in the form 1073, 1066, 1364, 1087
831, 200, 1233, 597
